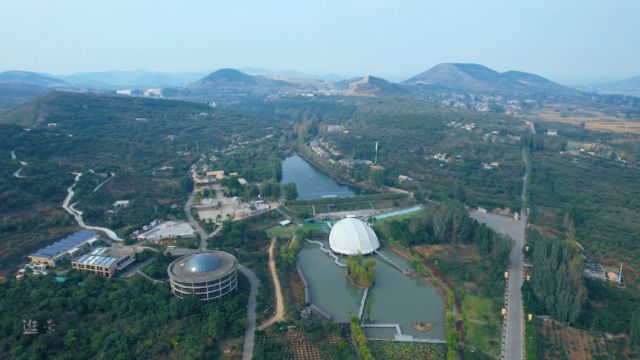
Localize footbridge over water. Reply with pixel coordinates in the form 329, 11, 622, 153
361, 323, 447, 344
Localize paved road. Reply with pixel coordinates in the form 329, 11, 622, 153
258, 238, 285, 330
185, 188, 223, 250
184, 189, 208, 245
470, 150, 529, 360
239, 264, 259, 360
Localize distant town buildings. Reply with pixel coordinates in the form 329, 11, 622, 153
447, 121, 475, 131
116, 89, 132, 96
326, 124, 346, 133
432, 153, 449, 162
482, 162, 500, 170
144, 88, 162, 97
546, 129, 558, 136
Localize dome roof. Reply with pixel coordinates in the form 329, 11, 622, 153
186, 253, 220, 273
329, 218, 380, 255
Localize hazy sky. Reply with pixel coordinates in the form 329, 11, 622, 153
1, 0, 638, 82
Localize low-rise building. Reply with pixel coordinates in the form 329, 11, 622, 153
206, 170, 225, 180
71, 246, 136, 278
29, 230, 101, 267
113, 200, 130, 208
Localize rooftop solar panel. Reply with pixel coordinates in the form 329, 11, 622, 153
74, 254, 117, 267
30, 230, 98, 259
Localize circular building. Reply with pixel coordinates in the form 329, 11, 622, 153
168, 251, 238, 300
329, 218, 380, 255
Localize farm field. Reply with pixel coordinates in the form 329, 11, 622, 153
368, 340, 447, 360
254, 323, 355, 360
536, 318, 610, 360
520, 105, 640, 134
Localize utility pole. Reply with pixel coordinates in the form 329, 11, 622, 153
374, 141, 379, 164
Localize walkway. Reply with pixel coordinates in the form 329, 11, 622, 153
374, 250, 409, 274
357, 287, 369, 320
306, 239, 345, 267
361, 323, 446, 344
238, 264, 259, 360
135, 270, 164, 284
258, 238, 286, 330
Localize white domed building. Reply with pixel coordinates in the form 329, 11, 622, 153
168, 251, 238, 301
329, 218, 380, 255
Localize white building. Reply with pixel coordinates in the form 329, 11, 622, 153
329, 218, 380, 255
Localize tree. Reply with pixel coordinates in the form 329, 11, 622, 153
530, 232, 587, 325
631, 306, 640, 344
282, 182, 298, 201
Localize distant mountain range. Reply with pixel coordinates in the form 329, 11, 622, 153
584, 76, 640, 97
0, 70, 69, 87
239, 67, 347, 82
0, 71, 71, 111
3, 64, 638, 112
403, 63, 576, 95
61, 70, 207, 89
181, 68, 305, 97
335, 76, 408, 97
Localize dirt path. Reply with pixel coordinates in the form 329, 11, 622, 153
258, 238, 285, 330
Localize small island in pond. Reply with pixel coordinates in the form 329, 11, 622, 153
346, 254, 376, 288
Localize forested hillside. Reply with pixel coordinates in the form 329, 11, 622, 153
0, 272, 247, 359
0, 92, 284, 270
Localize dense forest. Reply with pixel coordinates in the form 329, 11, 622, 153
0, 272, 248, 359
524, 121, 640, 354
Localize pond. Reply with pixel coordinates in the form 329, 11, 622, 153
281, 154, 360, 200
297, 242, 445, 340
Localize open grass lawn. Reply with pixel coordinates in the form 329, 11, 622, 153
266, 224, 301, 238
417, 243, 504, 357
462, 295, 502, 356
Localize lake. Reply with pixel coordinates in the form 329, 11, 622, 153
281, 154, 360, 200
297, 242, 445, 340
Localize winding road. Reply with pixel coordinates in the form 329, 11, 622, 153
62, 172, 123, 241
